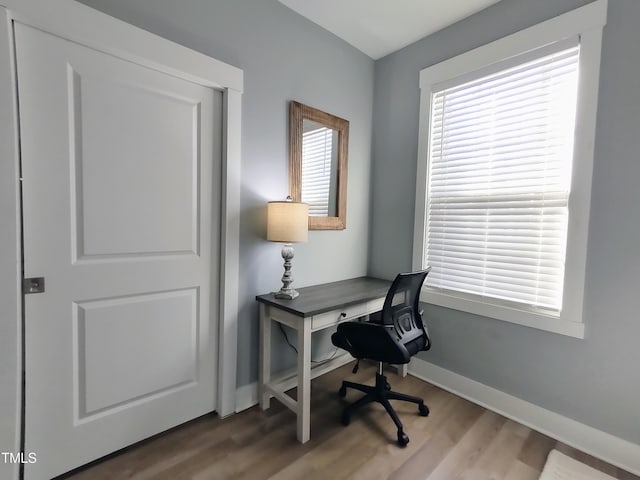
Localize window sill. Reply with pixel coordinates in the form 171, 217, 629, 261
422, 289, 585, 339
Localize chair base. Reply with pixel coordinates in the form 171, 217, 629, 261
338, 369, 429, 446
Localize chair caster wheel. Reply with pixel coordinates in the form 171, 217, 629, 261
397, 431, 409, 447
419, 404, 429, 416
341, 411, 350, 426
338, 385, 347, 397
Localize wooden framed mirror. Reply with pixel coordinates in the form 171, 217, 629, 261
289, 101, 349, 230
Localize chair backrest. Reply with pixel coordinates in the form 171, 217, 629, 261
381, 268, 431, 352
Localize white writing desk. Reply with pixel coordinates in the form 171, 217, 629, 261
256, 276, 392, 443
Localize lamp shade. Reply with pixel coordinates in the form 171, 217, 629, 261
267, 201, 308, 243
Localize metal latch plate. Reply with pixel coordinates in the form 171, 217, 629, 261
23, 277, 45, 294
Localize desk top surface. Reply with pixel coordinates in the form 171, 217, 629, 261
256, 276, 391, 317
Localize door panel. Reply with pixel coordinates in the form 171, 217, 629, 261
77, 289, 198, 416
70, 62, 201, 259
16, 22, 222, 480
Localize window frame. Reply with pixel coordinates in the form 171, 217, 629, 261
412, 0, 608, 338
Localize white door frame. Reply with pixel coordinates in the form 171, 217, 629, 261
0, 2, 242, 478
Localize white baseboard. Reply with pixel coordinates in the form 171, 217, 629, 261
235, 381, 258, 413
409, 358, 640, 477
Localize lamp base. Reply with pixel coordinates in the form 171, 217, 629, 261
274, 288, 299, 300
274, 243, 299, 300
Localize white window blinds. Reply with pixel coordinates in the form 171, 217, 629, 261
425, 41, 580, 313
301, 126, 333, 216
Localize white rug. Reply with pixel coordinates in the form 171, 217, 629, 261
539, 450, 616, 480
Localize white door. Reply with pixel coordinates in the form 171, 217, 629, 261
16, 22, 222, 480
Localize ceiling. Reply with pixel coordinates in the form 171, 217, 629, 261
278, 0, 502, 60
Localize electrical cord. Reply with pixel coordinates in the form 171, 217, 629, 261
313, 347, 340, 364
278, 323, 341, 365
278, 323, 298, 354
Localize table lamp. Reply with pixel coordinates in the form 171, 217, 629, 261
267, 199, 308, 299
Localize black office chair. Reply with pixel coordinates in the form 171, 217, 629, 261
331, 268, 431, 446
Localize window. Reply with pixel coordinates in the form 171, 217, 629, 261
428, 41, 579, 313
413, 0, 607, 337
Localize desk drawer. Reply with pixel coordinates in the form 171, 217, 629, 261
368, 297, 385, 313
311, 298, 384, 331
311, 305, 363, 331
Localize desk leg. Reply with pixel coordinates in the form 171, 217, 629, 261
259, 304, 271, 410
296, 318, 311, 443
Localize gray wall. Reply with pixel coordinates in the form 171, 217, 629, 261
77, 0, 374, 386
369, 0, 640, 444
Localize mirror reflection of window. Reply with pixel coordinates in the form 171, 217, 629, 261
301, 120, 338, 217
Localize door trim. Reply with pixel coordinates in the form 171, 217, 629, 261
0, 2, 242, 478
0, 6, 22, 480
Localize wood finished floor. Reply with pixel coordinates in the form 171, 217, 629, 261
62, 362, 639, 480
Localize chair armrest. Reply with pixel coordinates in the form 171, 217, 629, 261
416, 309, 431, 351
